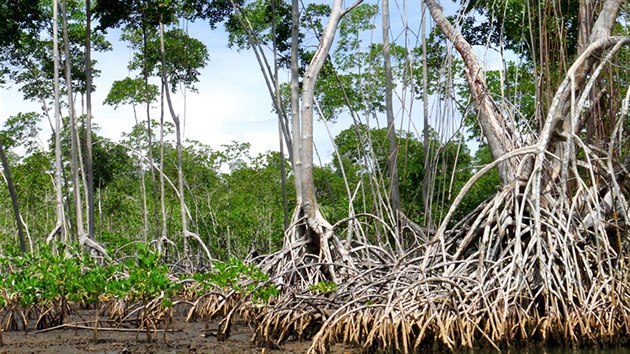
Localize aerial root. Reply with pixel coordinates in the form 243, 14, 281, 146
215, 120, 630, 353
249, 143, 630, 352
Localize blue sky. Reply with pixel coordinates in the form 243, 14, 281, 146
1, 0, 500, 162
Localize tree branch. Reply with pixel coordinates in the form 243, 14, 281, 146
424, 0, 518, 184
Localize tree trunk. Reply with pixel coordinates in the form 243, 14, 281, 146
159, 72, 168, 243
295, 0, 362, 281
58, 0, 108, 258
132, 106, 149, 242
290, 0, 302, 218
60, 0, 85, 242
424, 0, 519, 184
0, 142, 26, 254
300, 0, 360, 224
159, 22, 190, 260
382, 0, 401, 217
143, 20, 160, 241
48, 0, 66, 244
85, 0, 95, 240
157, 24, 211, 264
271, 0, 289, 232
420, 1, 433, 228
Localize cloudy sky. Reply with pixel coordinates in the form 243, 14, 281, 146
1, 1, 498, 162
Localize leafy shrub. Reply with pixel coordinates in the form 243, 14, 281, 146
194, 257, 279, 304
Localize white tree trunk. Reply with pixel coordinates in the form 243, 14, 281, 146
48, 0, 66, 244
60, 0, 85, 241
290, 0, 303, 224
293, 0, 362, 281
424, 0, 519, 184
382, 0, 401, 217
85, 0, 95, 240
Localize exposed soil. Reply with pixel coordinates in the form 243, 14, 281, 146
0, 314, 356, 354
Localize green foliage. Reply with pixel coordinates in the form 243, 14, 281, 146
460, 0, 579, 62
311, 4, 385, 121
0, 243, 103, 307
309, 280, 337, 294
92, 138, 134, 189
95, 0, 236, 32
0, 112, 41, 153
94, 0, 179, 30
457, 145, 501, 219
104, 77, 159, 108
124, 27, 209, 93
183, 0, 239, 30
0, 243, 179, 311
225, 0, 292, 65
195, 257, 279, 304
119, 245, 179, 306
7, 0, 110, 101
333, 124, 493, 225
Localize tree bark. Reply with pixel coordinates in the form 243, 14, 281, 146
295, 1, 362, 281
0, 143, 26, 254
420, 1, 433, 228
290, 0, 302, 211
160, 22, 191, 261
271, 0, 289, 231
424, 0, 519, 184
300, 0, 362, 226
142, 19, 160, 241
48, 0, 66, 244
60, 0, 85, 242
85, 0, 95, 240
382, 0, 401, 216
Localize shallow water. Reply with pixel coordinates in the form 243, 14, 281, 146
471, 348, 630, 354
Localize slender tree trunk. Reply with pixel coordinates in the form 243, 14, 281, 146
159, 79, 168, 241
132, 106, 149, 242
85, 0, 95, 240
300, 1, 361, 225
278, 120, 289, 231
420, 1, 433, 228
577, 0, 594, 54
58, 0, 108, 258
382, 0, 401, 217
48, 0, 66, 244
159, 22, 190, 259
140, 154, 149, 242
0, 143, 26, 254
296, 1, 362, 281
290, 0, 302, 205
286, 0, 304, 246
143, 20, 160, 241
424, 0, 519, 184
60, 0, 85, 241
271, 0, 289, 231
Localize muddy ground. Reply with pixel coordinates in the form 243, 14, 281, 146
0, 315, 356, 354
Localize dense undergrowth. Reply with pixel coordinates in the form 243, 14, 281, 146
0, 243, 279, 340
2, 236, 629, 354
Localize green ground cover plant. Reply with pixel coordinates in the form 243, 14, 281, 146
0, 243, 278, 339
